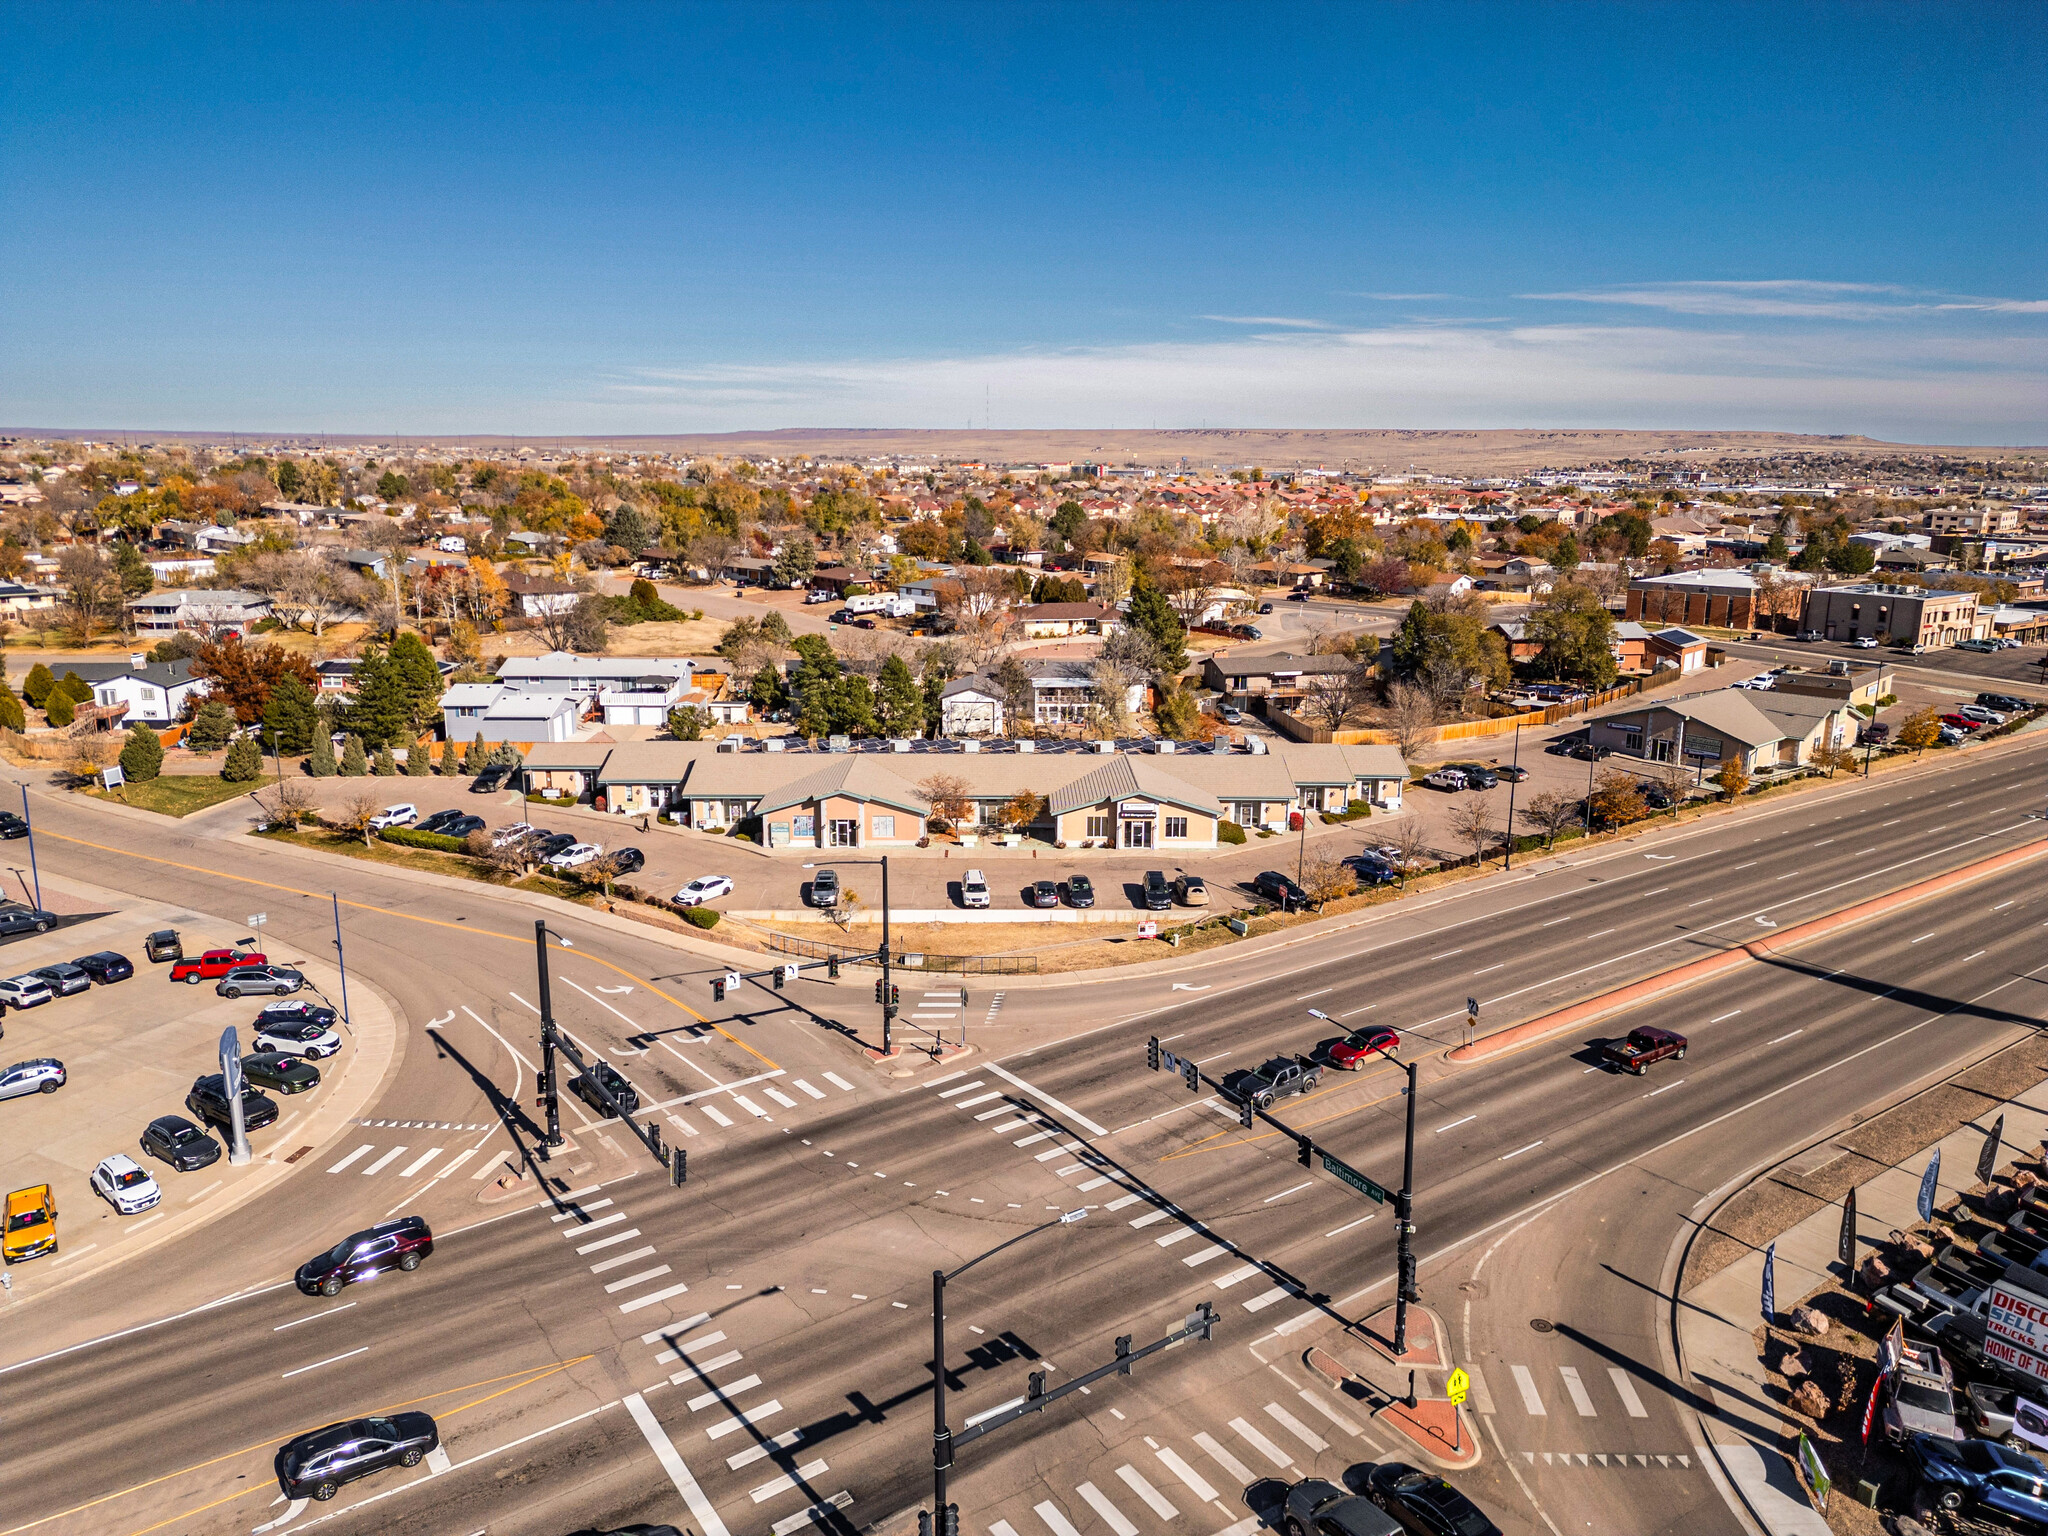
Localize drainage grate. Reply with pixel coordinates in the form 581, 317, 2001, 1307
1529, 1318, 1555, 1333
284, 1145, 314, 1164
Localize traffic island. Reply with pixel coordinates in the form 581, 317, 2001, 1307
1305, 1305, 1482, 1472
1356, 1301, 1446, 1367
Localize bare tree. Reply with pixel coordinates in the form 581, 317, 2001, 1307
256, 778, 319, 829
533, 586, 608, 652
1298, 663, 1371, 732
918, 772, 971, 832
1090, 657, 1141, 737
1447, 793, 1499, 865
583, 849, 626, 899
335, 789, 383, 846
1161, 572, 1218, 631
1388, 813, 1435, 885
57, 545, 117, 639
1520, 788, 1580, 849
1385, 681, 1437, 761
1300, 848, 1357, 909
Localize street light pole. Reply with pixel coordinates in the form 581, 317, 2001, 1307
19, 785, 41, 911
1392, 1058, 1419, 1355
1501, 724, 1522, 871
330, 892, 351, 1029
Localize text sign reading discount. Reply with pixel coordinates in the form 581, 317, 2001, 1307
1989, 1280, 2048, 1356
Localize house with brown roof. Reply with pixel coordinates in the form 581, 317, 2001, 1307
500, 571, 581, 617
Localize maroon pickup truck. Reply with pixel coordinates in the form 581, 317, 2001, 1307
1603, 1026, 1687, 1076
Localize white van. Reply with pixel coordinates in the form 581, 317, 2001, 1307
961, 869, 990, 908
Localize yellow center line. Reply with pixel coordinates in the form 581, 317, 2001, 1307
4, 1355, 593, 1536
43, 830, 778, 1069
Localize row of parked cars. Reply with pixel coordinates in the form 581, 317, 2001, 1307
1417, 761, 1531, 793
485, 818, 646, 873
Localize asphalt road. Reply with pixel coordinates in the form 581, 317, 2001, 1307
2, 730, 2045, 1536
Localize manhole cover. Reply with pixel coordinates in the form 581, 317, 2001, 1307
1530, 1318, 1555, 1333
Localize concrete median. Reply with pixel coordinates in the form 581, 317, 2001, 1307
1445, 837, 2048, 1065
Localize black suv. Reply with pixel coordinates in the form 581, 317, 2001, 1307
1142, 871, 1172, 911
1979, 693, 2031, 714
73, 951, 134, 984
0, 812, 27, 841
611, 847, 645, 874
573, 1061, 640, 1118
295, 1216, 435, 1296
1252, 870, 1309, 909
186, 1074, 280, 1133
471, 764, 513, 793
1448, 762, 1499, 790
141, 1114, 221, 1171
276, 1412, 439, 1502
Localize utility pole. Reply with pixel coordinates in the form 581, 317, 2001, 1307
1501, 724, 1522, 870
1393, 1058, 1419, 1355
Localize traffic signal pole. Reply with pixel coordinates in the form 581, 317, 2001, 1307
1393, 1058, 1419, 1356
881, 856, 894, 1056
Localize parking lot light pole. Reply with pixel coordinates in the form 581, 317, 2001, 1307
1502, 724, 1522, 871
20, 785, 41, 911
330, 892, 351, 1029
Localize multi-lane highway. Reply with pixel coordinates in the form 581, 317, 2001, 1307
3, 730, 2045, 1536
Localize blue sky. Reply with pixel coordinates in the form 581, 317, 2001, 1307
4, 2, 2043, 442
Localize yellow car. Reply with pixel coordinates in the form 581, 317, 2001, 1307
3, 1184, 57, 1263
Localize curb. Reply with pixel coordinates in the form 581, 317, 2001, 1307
1445, 836, 2048, 1065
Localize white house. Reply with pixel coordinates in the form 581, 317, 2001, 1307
471, 691, 582, 744
126, 588, 272, 637
496, 653, 696, 698
70, 658, 212, 727
439, 682, 507, 743
599, 675, 688, 727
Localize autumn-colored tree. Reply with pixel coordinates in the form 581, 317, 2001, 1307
191, 634, 320, 724
1897, 706, 1944, 754
1589, 767, 1648, 828
1713, 757, 1751, 800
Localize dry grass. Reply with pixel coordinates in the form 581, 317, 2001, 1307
489, 617, 730, 657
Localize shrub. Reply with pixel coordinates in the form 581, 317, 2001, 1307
682, 906, 721, 929
120, 722, 165, 781
220, 734, 264, 782
184, 700, 237, 753
339, 735, 367, 775
380, 827, 468, 853
58, 671, 94, 704
0, 680, 24, 732
42, 689, 74, 727
1218, 820, 1247, 845
21, 663, 53, 708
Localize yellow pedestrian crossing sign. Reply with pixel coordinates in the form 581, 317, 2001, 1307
1446, 1368, 1469, 1406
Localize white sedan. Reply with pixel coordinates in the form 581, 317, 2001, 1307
674, 876, 735, 907
254, 1018, 343, 1059
546, 843, 603, 869
91, 1153, 162, 1214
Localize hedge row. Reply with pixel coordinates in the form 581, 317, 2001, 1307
379, 827, 471, 853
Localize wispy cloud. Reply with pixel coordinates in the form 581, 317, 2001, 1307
1525, 278, 2048, 320
1197, 314, 1335, 329
1353, 291, 1455, 301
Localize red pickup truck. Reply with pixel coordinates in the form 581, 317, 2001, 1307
169, 948, 265, 984
1602, 1026, 1687, 1076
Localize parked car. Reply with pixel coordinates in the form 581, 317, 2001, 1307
275, 1412, 440, 1501
296, 1216, 435, 1296
1957, 705, 2007, 725
1493, 764, 1529, 783
1365, 1463, 1503, 1536
1352, 854, 1396, 886
368, 803, 418, 830
491, 822, 536, 847
3, 1183, 58, 1263
90, 1153, 161, 1214
1907, 1435, 2048, 1524
1143, 871, 1172, 911
30, 963, 92, 997
255, 998, 338, 1031
0, 975, 54, 1009
1328, 1028, 1400, 1070
439, 813, 486, 838
217, 965, 304, 999
254, 1016, 343, 1059
1446, 762, 1498, 790
472, 764, 514, 793
528, 834, 577, 861
675, 875, 734, 907
1853, 635, 1881, 649
1564, 741, 1610, 761
1028, 880, 1059, 908
170, 947, 265, 984
1602, 1026, 1687, 1075
1638, 779, 1675, 809
144, 929, 183, 963
961, 869, 990, 909
0, 1057, 64, 1100
810, 868, 841, 908
546, 842, 603, 869
418, 809, 466, 834
1280, 1478, 1402, 1536
1174, 874, 1209, 907
1257, 602, 1276, 615
1882, 1341, 1962, 1447
185, 1074, 280, 1133
572, 1061, 639, 1118
72, 950, 133, 984
609, 847, 645, 874
1233, 1055, 1322, 1112
1064, 874, 1095, 908
1980, 693, 2031, 714
1252, 870, 1308, 909
0, 907, 57, 939
1220, 703, 1245, 723
804, 588, 836, 604
0, 811, 26, 840
242, 1051, 321, 1095
1940, 713, 1987, 732
1421, 769, 1467, 792
140, 1114, 221, 1171
1957, 639, 2001, 654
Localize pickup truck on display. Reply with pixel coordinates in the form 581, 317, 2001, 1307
1231, 1055, 1323, 1112
1602, 1026, 1687, 1076
1881, 1341, 1962, 1448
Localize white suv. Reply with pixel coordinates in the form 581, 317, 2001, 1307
961, 869, 990, 908
368, 803, 418, 830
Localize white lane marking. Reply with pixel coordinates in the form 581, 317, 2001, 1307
274, 1303, 355, 1331
983, 1063, 1108, 1137
1462, 1364, 1496, 1416
752, 1459, 831, 1504
590, 1246, 658, 1274
823, 1072, 855, 1091
1429, 949, 1463, 960
1500, 1141, 1543, 1160
1193, 1431, 1253, 1484
1511, 1365, 1547, 1415
955, 1092, 1002, 1109
251, 1497, 308, 1532
398, 1149, 442, 1178
1325, 1215, 1375, 1238
620, 1281, 694, 1314
938, 1081, 985, 1099
282, 1345, 369, 1378
1156, 1446, 1219, 1502
1962, 950, 1987, 962
1116, 1465, 1177, 1519
698, 1103, 734, 1128
1076, 1482, 1139, 1536
1295, 988, 1333, 1001
576, 1228, 644, 1254
1263, 1183, 1313, 1203
764, 1087, 798, 1109
326, 1145, 374, 1173
625, 1391, 732, 1536
794, 1079, 827, 1100
360, 1147, 407, 1176
1472, 963, 1504, 976
1339, 1005, 1377, 1017
1300, 1388, 1363, 1436
1645, 1079, 1684, 1097
1265, 1401, 1329, 1451
726, 1428, 804, 1469
1768, 1029, 1804, 1044
1435, 1115, 1476, 1134
688, 1374, 761, 1410
1034, 1500, 1085, 1536
705, 1399, 783, 1439
1558, 1365, 1597, 1416
1229, 1416, 1295, 1469
1609, 1368, 1649, 1417
1708, 1009, 1743, 1023
604, 1266, 674, 1294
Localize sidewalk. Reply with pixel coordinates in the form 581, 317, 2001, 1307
1677, 1046, 2048, 1535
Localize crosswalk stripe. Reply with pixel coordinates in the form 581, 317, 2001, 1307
705, 1399, 783, 1439
1264, 1402, 1328, 1452
772, 1491, 852, 1536
1182, 1244, 1228, 1267
1462, 1365, 1496, 1416
360, 1147, 407, 1176
1213, 1263, 1261, 1289
822, 1072, 855, 1091
677, 1350, 745, 1379
554, 1199, 614, 1221
604, 1266, 674, 1295
1558, 1366, 1597, 1417
1075, 1177, 1111, 1192
1154, 1448, 1217, 1504
959, 1092, 1004, 1109
1156, 1228, 1198, 1247
1510, 1364, 1547, 1416
1228, 1417, 1294, 1470
1076, 1484, 1138, 1536
623, 1392, 731, 1536
1298, 1389, 1361, 1437
794, 1079, 827, 1100
590, 1246, 658, 1274
641, 1314, 711, 1345
1131, 1210, 1172, 1228
1193, 1432, 1252, 1485
1034, 1500, 1084, 1536
1608, 1368, 1649, 1417
576, 1228, 643, 1254
938, 1081, 985, 1098
1243, 1286, 1291, 1312
619, 1281, 693, 1314
1115, 1466, 1177, 1520
437, 1148, 477, 1177
699, 1103, 735, 1127
1105, 1193, 1144, 1211
733, 1094, 770, 1119
669, 1113, 699, 1137
327, 1145, 373, 1173
751, 1458, 830, 1504
688, 1374, 761, 1410
764, 1087, 799, 1109
398, 1149, 442, 1177
1016, 1131, 1054, 1147
991, 1522, 1023, 1536
654, 1329, 728, 1365
727, 1428, 805, 1469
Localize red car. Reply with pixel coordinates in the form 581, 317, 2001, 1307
169, 948, 266, 984
1328, 1026, 1401, 1069
1939, 714, 1986, 732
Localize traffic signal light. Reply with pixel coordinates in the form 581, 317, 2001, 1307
1297, 1136, 1312, 1169
828, 954, 840, 979
1237, 1098, 1253, 1129
874, 978, 886, 1004
940, 1505, 960, 1536
1181, 1057, 1198, 1093
1398, 1249, 1418, 1303
1026, 1371, 1047, 1406
773, 967, 785, 991
711, 979, 726, 1003
920, 1513, 933, 1536
888, 983, 900, 1009
1147, 1036, 1161, 1071
670, 1146, 687, 1186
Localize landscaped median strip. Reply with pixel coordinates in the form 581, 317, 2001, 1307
1444, 837, 2048, 1065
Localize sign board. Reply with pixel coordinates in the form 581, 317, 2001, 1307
248, 913, 268, 929
1917, 1148, 1942, 1222
1119, 801, 1158, 820
1988, 1278, 2048, 1357
1761, 1241, 1776, 1324
792, 814, 815, 841
1466, 996, 1478, 1019
723, 972, 741, 993
1320, 1151, 1389, 1204
781, 963, 799, 981
1446, 1368, 1469, 1406
1980, 1113, 2007, 1186
1137, 921, 1158, 940
1984, 1331, 2048, 1389
101, 764, 125, 790
1839, 1185, 1857, 1269
1159, 1050, 1181, 1075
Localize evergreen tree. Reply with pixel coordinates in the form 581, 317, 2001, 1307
43, 689, 74, 727
345, 645, 407, 748
436, 738, 457, 774
220, 734, 264, 783
119, 722, 164, 781
749, 662, 785, 713
58, 671, 95, 705
185, 700, 237, 753
0, 677, 25, 733
875, 653, 923, 738
21, 663, 54, 708
920, 651, 951, 737
833, 674, 877, 737
308, 723, 338, 777
339, 734, 367, 776
261, 673, 317, 756
405, 738, 432, 775
487, 741, 522, 769
372, 742, 398, 776
460, 735, 487, 774
666, 706, 705, 740
385, 632, 444, 737
1123, 579, 1188, 676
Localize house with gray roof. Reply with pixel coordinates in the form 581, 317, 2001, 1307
1586, 685, 1855, 776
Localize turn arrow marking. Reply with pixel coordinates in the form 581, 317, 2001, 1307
425, 1011, 455, 1029
1171, 984, 1212, 991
